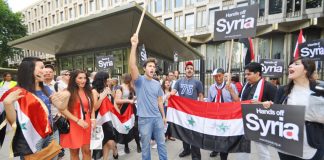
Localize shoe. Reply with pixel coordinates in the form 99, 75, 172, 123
113, 153, 118, 159
210, 151, 218, 157
178, 151, 190, 157
124, 146, 130, 154
152, 144, 157, 149
168, 137, 176, 141
137, 144, 142, 153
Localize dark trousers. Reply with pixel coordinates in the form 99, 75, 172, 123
183, 141, 201, 160
278, 149, 324, 160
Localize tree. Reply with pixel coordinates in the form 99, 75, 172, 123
0, 0, 27, 67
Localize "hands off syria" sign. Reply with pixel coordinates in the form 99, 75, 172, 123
260, 59, 284, 77
242, 104, 305, 157
298, 39, 324, 61
213, 4, 258, 41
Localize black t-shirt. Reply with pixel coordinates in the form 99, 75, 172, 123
241, 80, 277, 102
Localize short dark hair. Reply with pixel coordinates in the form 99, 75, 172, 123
143, 58, 157, 68
3, 72, 11, 78
45, 64, 54, 71
244, 62, 262, 76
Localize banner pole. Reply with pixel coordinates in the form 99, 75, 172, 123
135, 1, 147, 35
227, 39, 234, 84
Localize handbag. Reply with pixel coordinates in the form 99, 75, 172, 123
24, 140, 62, 160
305, 121, 324, 149
54, 115, 70, 134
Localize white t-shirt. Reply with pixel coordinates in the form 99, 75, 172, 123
286, 85, 317, 159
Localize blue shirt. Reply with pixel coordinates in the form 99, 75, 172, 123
35, 86, 53, 122
173, 77, 203, 100
134, 76, 163, 117
207, 82, 238, 102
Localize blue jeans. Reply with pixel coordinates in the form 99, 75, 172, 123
138, 117, 168, 160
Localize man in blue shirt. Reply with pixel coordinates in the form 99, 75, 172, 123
171, 61, 204, 160
129, 34, 167, 160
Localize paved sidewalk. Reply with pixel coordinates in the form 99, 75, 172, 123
0, 131, 281, 160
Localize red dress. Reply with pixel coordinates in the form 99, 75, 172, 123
60, 92, 91, 149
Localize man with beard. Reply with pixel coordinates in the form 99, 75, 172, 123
129, 34, 167, 160
171, 61, 204, 160
240, 62, 277, 160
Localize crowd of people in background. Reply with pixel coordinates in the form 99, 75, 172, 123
0, 34, 323, 160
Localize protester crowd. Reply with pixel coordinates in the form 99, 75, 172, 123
0, 34, 323, 160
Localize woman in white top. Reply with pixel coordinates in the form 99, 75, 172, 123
273, 58, 324, 160
162, 79, 175, 141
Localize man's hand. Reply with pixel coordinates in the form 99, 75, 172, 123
3, 89, 24, 105
163, 117, 167, 125
130, 34, 139, 47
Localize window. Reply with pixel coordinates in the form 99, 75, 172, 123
32, 23, 35, 31
209, 7, 219, 25
69, 8, 73, 19
258, 37, 270, 59
287, 0, 301, 13
41, 6, 44, 14
90, 0, 95, 12
196, 9, 206, 28
52, 15, 55, 24
175, 0, 182, 8
60, 11, 64, 21
154, 0, 162, 13
269, 0, 282, 14
56, 0, 59, 8
101, 0, 107, 8
28, 12, 31, 20
79, 4, 83, 15
175, 13, 184, 31
34, 8, 37, 17
164, 18, 173, 30
185, 0, 195, 6
48, 2, 51, 11
306, 0, 322, 9
259, 0, 265, 16
165, 0, 172, 12
38, 20, 41, 29
44, 18, 48, 27
185, 13, 194, 29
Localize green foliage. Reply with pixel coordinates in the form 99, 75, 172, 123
0, 0, 27, 67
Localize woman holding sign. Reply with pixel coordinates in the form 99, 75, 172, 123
273, 58, 324, 160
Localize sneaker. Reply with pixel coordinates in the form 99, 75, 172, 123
152, 144, 157, 149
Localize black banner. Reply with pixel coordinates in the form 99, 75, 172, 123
214, 4, 258, 41
242, 104, 305, 157
96, 55, 114, 71
298, 39, 324, 61
138, 44, 147, 66
260, 59, 284, 77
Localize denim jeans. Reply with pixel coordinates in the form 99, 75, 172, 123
138, 117, 168, 160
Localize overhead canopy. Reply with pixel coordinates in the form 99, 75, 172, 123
9, 3, 202, 61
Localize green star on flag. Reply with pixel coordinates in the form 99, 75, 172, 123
21, 123, 27, 130
217, 123, 229, 134
188, 117, 195, 126
124, 125, 130, 131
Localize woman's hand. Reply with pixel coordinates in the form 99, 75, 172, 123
91, 119, 96, 128
77, 119, 89, 129
99, 87, 111, 100
3, 89, 24, 105
262, 101, 273, 109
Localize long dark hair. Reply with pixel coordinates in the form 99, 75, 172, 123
17, 57, 49, 96
92, 71, 109, 93
121, 73, 135, 95
162, 79, 171, 93
285, 58, 315, 96
67, 70, 93, 112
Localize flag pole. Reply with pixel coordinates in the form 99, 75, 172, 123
135, 1, 147, 35
227, 39, 234, 84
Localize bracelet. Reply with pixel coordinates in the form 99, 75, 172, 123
90, 118, 96, 121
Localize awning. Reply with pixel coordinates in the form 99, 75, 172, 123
9, 3, 202, 61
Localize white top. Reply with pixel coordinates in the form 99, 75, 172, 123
286, 85, 317, 159
57, 80, 68, 91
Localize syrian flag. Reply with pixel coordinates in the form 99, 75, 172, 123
239, 37, 255, 66
96, 97, 135, 144
0, 87, 52, 155
293, 29, 306, 60
167, 96, 251, 153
